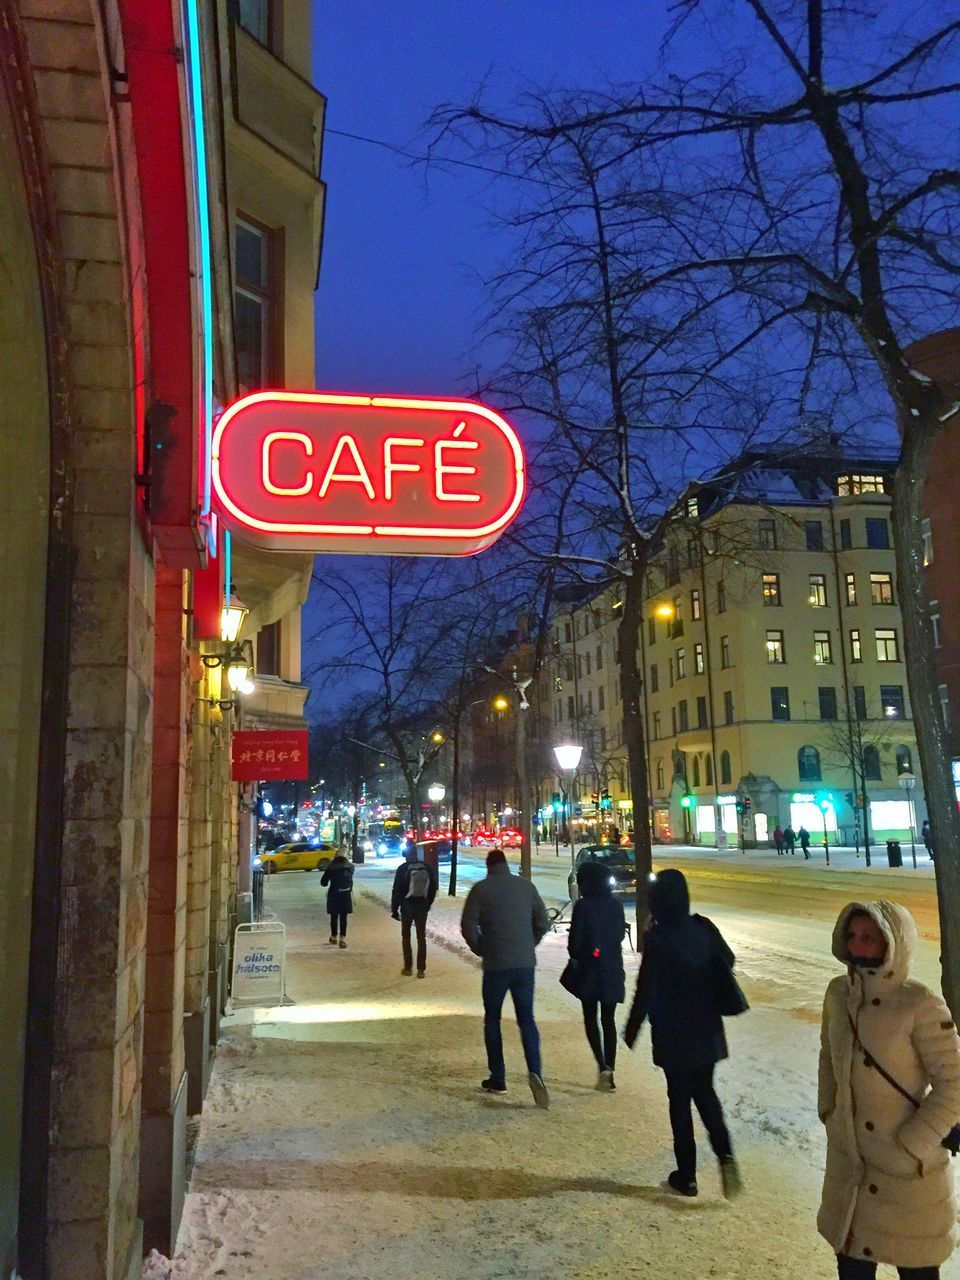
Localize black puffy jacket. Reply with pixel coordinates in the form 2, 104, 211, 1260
568, 869, 626, 1004
624, 868, 734, 1072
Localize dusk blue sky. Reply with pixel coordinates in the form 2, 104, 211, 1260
310, 1, 673, 397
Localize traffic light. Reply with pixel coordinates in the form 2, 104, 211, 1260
600, 788, 611, 809
591, 791, 600, 805
680, 793, 695, 809
551, 793, 562, 813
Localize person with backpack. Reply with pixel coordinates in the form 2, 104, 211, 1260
568, 859, 626, 1089
460, 847, 551, 1107
799, 826, 812, 859
818, 901, 960, 1278
624, 868, 743, 1199
320, 853, 354, 947
391, 846, 438, 978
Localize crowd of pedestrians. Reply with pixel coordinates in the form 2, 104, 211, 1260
315, 839, 960, 1276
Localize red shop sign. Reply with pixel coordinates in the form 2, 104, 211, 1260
232, 730, 309, 782
211, 391, 525, 555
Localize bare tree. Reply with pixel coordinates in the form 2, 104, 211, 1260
433, 2, 960, 1004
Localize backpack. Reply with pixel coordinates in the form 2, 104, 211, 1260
335, 863, 354, 894
406, 863, 432, 900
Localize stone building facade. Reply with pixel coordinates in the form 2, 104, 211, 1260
0, 3, 324, 1277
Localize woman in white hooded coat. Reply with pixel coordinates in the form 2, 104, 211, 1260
818, 900, 960, 1278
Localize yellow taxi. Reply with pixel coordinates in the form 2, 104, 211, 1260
256, 840, 336, 874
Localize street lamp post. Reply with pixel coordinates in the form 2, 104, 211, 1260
492, 695, 508, 831
427, 783, 446, 838
818, 795, 832, 866
899, 771, 918, 868
553, 743, 583, 869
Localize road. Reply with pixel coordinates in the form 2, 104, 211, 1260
444, 844, 945, 1023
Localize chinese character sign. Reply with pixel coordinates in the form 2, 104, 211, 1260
231, 730, 309, 781
211, 391, 525, 556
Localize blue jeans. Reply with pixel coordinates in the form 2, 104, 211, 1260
481, 967, 541, 1082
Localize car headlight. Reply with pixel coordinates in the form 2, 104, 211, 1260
608, 875, 617, 887
378, 843, 387, 854
253, 856, 262, 867
363, 840, 373, 851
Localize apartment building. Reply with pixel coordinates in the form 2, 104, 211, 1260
641, 455, 925, 849
526, 452, 927, 852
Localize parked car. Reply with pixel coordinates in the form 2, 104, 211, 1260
256, 841, 336, 874
499, 828, 522, 848
567, 845, 637, 901
470, 829, 497, 846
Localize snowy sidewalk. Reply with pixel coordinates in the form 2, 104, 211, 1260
156, 869, 956, 1280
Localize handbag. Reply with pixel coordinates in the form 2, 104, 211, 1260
713, 955, 749, 1016
847, 1013, 960, 1155
559, 958, 583, 998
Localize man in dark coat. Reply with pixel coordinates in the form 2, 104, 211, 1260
460, 848, 551, 1107
569, 860, 626, 1089
783, 824, 797, 855
391, 846, 438, 978
798, 825, 812, 859
624, 868, 741, 1199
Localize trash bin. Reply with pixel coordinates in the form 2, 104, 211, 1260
886, 839, 903, 869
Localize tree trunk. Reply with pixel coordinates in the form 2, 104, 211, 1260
620, 562, 653, 934
893, 415, 960, 1015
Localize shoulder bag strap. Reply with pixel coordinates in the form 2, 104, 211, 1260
847, 1011, 919, 1109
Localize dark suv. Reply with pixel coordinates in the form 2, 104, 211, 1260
567, 845, 637, 902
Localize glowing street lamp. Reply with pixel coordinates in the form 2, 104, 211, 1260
220, 594, 248, 643
654, 602, 675, 621
552, 743, 583, 864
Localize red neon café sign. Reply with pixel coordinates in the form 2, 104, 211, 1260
211, 391, 526, 555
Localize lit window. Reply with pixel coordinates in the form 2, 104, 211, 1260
850, 629, 862, 662
694, 642, 704, 674
762, 573, 781, 607
691, 589, 702, 621
814, 631, 833, 665
845, 573, 857, 606
939, 684, 951, 730
881, 685, 904, 719
931, 606, 941, 650
686, 496, 699, 518
652, 712, 661, 740
876, 629, 899, 662
837, 473, 885, 496
808, 574, 827, 607
870, 572, 894, 605
766, 630, 785, 664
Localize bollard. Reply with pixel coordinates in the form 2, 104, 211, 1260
886, 839, 903, 869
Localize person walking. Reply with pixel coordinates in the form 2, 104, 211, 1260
922, 819, 935, 861
568, 860, 626, 1089
460, 847, 551, 1107
784, 824, 797, 855
320, 852, 354, 947
818, 900, 960, 1278
773, 824, 785, 855
624, 868, 742, 1199
391, 846, 437, 978
799, 826, 812, 859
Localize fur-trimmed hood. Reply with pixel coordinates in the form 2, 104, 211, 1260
831, 899, 917, 992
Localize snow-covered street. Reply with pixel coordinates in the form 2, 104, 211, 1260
154, 854, 960, 1280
